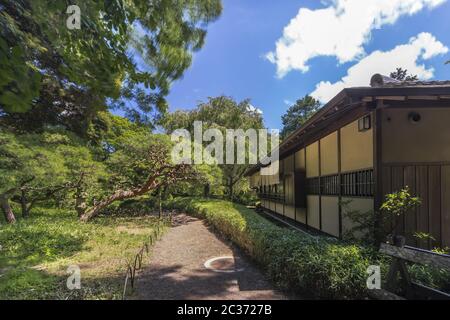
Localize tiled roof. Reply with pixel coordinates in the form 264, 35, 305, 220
370, 74, 450, 88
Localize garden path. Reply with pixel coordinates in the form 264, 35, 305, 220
134, 214, 286, 300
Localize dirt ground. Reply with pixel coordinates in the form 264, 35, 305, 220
133, 214, 287, 300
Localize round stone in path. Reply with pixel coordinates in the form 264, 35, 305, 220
204, 256, 245, 273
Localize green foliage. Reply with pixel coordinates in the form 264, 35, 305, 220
0, 112, 201, 222
343, 188, 422, 245
169, 163, 225, 197
229, 178, 258, 205
113, 197, 159, 216
431, 247, 450, 255
408, 264, 450, 293
162, 96, 264, 135
0, 127, 107, 219
1, 0, 222, 133
380, 186, 421, 234
105, 133, 171, 189
413, 232, 450, 254
167, 197, 380, 299
0, 207, 168, 299
0, 128, 89, 191
0, 38, 41, 113
162, 96, 265, 199
281, 95, 321, 139
390, 68, 418, 81
341, 199, 376, 245
413, 231, 436, 242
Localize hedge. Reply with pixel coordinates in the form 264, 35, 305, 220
167, 197, 382, 299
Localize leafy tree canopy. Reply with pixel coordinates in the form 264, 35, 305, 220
0, 0, 222, 134
161, 96, 264, 199
162, 96, 264, 133
281, 95, 321, 139
0, 112, 201, 222
0, 128, 104, 194
0, 126, 107, 221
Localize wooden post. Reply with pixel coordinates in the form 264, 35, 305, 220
337, 129, 342, 239
384, 236, 413, 297
373, 103, 384, 246
318, 140, 322, 231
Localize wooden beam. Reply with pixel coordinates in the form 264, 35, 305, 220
347, 86, 450, 98
375, 96, 406, 101
368, 289, 405, 300
407, 95, 439, 100
380, 243, 450, 270
379, 99, 450, 109
411, 282, 450, 300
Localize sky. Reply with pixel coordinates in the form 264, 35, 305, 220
166, 0, 450, 130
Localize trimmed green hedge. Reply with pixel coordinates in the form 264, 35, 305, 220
167, 197, 381, 299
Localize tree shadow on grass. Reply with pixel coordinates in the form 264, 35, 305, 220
0, 264, 132, 300
0, 218, 88, 299
0, 227, 86, 269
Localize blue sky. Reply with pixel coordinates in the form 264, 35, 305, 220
166, 0, 450, 130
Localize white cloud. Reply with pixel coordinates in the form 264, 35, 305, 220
247, 104, 263, 115
311, 32, 448, 103
266, 0, 447, 78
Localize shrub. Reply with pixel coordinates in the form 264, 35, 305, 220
167, 197, 381, 299
380, 186, 421, 237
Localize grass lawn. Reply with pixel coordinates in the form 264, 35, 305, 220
0, 207, 167, 300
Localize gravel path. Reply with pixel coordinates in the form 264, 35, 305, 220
134, 214, 286, 300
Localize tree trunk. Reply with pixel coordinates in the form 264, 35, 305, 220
228, 181, 234, 200
79, 196, 119, 222
75, 187, 87, 218
162, 185, 169, 199
79, 181, 157, 222
1, 194, 16, 224
158, 188, 163, 219
78, 164, 189, 222
203, 183, 210, 198
21, 190, 29, 218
